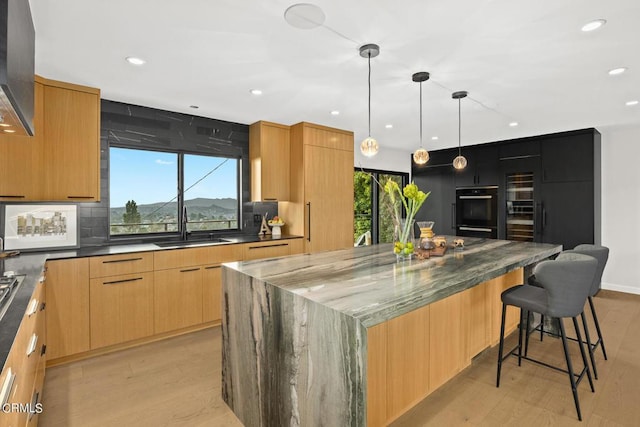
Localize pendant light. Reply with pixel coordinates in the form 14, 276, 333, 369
412, 72, 430, 165
452, 91, 468, 170
359, 44, 380, 157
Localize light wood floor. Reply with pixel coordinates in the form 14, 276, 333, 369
40, 290, 640, 427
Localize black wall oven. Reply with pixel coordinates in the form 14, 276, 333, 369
456, 186, 498, 238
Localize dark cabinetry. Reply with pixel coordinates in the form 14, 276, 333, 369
454, 145, 500, 187
413, 129, 600, 249
413, 148, 457, 235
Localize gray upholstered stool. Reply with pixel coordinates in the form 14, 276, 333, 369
496, 252, 598, 421
528, 244, 609, 379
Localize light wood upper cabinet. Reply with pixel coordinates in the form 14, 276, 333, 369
45, 258, 90, 360
284, 122, 354, 254
0, 76, 100, 202
0, 80, 45, 200
42, 80, 100, 201
250, 121, 290, 201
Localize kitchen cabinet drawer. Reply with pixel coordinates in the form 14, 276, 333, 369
153, 244, 242, 270
90, 252, 154, 278
243, 241, 292, 260
90, 272, 154, 349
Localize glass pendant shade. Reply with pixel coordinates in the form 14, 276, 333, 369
413, 148, 429, 165
453, 155, 467, 170
361, 137, 379, 157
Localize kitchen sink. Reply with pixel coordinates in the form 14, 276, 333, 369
154, 238, 233, 248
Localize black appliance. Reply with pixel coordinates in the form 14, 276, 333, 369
0, 0, 36, 135
456, 186, 498, 238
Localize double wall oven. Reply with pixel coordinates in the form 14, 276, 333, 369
455, 186, 498, 239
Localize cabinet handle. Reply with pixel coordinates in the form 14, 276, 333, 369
41, 344, 47, 357
67, 195, 94, 199
0, 195, 25, 198
29, 390, 40, 420
180, 267, 201, 273
534, 203, 542, 235
204, 265, 221, 270
27, 299, 38, 316
102, 277, 143, 285
451, 203, 456, 230
248, 243, 289, 250
102, 257, 143, 264
27, 334, 38, 356
542, 206, 547, 229
263, 198, 277, 201
0, 369, 16, 407
307, 202, 311, 242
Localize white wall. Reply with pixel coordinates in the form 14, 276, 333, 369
600, 125, 640, 294
353, 145, 412, 174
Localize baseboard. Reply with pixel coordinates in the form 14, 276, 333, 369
601, 282, 640, 295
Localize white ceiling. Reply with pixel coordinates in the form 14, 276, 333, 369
29, 0, 640, 153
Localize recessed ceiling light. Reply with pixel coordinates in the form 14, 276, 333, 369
330, 110, 340, 116
431, 136, 438, 140
125, 56, 146, 66
385, 124, 393, 129
581, 19, 606, 32
626, 100, 639, 106
608, 67, 627, 76
3, 129, 16, 133
250, 89, 263, 95
0, 123, 10, 127
509, 122, 519, 127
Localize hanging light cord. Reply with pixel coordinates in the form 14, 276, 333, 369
367, 52, 372, 137
419, 81, 423, 148
458, 97, 462, 156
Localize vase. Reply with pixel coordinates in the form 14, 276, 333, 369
393, 219, 415, 261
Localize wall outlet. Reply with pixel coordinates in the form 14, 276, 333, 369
253, 214, 262, 225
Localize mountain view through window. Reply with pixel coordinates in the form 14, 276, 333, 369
109, 147, 239, 236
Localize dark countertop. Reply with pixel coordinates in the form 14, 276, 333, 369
225, 237, 562, 328
0, 233, 302, 368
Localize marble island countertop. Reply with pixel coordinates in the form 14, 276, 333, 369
224, 237, 562, 327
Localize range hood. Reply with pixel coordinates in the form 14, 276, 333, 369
0, 0, 35, 136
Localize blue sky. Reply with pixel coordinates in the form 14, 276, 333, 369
110, 147, 238, 208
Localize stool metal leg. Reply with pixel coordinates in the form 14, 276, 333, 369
559, 319, 582, 421
540, 314, 545, 341
573, 316, 595, 393
588, 296, 608, 360
524, 309, 531, 357
496, 302, 508, 388
580, 311, 598, 380
517, 308, 525, 366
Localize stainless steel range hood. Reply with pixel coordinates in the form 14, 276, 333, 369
0, 0, 35, 136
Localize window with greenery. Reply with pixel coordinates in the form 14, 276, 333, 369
354, 169, 409, 245
109, 147, 239, 236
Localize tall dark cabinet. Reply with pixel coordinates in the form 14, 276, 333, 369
412, 128, 601, 250
412, 148, 457, 235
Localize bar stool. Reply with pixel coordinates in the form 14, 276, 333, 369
529, 244, 609, 379
496, 252, 598, 421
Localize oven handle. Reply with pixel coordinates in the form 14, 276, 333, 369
459, 226, 494, 233
458, 195, 492, 199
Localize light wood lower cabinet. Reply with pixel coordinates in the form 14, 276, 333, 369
90, 272, 154, 349
202, 265, 222, 323
154, 267, 203, 334
366, 268, 523, 426
45, 258, 90, 360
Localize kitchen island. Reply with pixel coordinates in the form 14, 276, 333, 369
221, 238, 562, 426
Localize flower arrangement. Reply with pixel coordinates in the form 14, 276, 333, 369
384, 179, 430, 257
